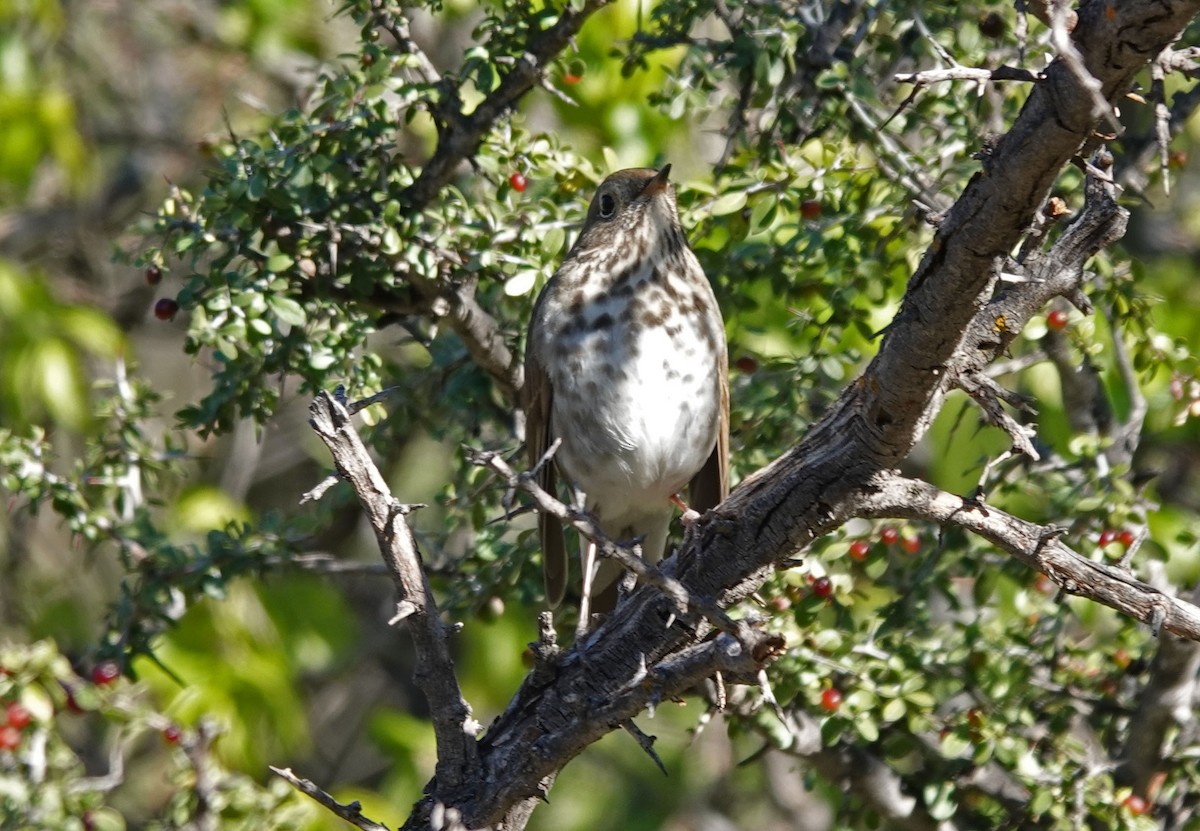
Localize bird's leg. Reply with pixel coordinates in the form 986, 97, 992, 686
530, 437, 562, 479
576, 540, 598, 640
670, 493, 702, 526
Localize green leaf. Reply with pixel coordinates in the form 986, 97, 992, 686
268, 296, 306, 327
711, 190, 747, 216
749, 197, 777, 233
939, 731, 971, 758
881, 697, 906, 723
381, 227, 402, 255
265, 254, 294, 273
309, 351, 336, 370
853, 715, 879, 741
504, 269, 539, 297
924, 782, 957, 821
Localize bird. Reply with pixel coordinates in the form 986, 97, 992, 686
523, 164, 729, 617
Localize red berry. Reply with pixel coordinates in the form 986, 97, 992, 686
145, 265, 163, 285
813, 576, 833, 599
62, 686, 84, 714
1047, 309, 1068, 330
800, 199, 822, 220
1099, 529, 1117, 547
5, 703, 30, 730
1123, 794, 1149, 816
1118, 529, 1136, 548
769, 596, 790, 612
91, 661, 120, 687
564, 73, 582, 85
509, 172, 527, 192
734, 355, 758, 374
880, 526, 899, 545
0, 725, 20, 750
902, 535, 921, 554
848, 540, 870, 560
153, 298, 179, 321
820, 687, 842, 712
163, 724, 183, 745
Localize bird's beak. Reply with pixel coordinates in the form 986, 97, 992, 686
641, 164, 672, 197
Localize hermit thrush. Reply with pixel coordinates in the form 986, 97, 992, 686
524, 165, 729, 612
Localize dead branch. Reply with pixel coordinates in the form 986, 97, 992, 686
857, 473, 1200, 640
307, 391, 482, 796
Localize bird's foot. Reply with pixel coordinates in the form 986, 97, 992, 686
670, 493, 701, 525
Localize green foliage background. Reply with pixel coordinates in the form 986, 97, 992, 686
2, 0, 1200, 828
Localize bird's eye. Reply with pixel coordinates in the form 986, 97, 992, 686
598, 192, 616, 218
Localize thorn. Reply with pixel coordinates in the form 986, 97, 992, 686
389, 601, 418, 624
622, 720, 668, 776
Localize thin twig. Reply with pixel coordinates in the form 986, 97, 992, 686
271, 766, 390, 831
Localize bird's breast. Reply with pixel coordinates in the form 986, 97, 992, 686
539, 254, 723, 506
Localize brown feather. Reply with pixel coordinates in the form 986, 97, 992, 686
688, 343, 730, 512
523, 298, 569, 608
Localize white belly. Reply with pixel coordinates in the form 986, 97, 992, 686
549, 310, 720, 518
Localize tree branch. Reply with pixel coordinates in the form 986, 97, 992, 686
856, 472, 1200, 640
895, 65, 1042, 86
399, 0, 611, 209
271, 766, 390, 831
307, 391, 482, 795
460, 6, 1200, 826
405, 272, 524, 400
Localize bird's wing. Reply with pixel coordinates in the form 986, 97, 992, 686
524, 309, 569, 608
689, 342, 730, 512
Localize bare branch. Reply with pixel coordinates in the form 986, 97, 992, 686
956, 371, 1040, 460
365, 4, 442, 85
857, 473, 1200, 640
894, 65, 1041, 86
1024, 0, 1077, 31
271, 766, 390, 831
1159, 45, 1200, 76
1048, 2, 1121, 135
308, 391, 482, 793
